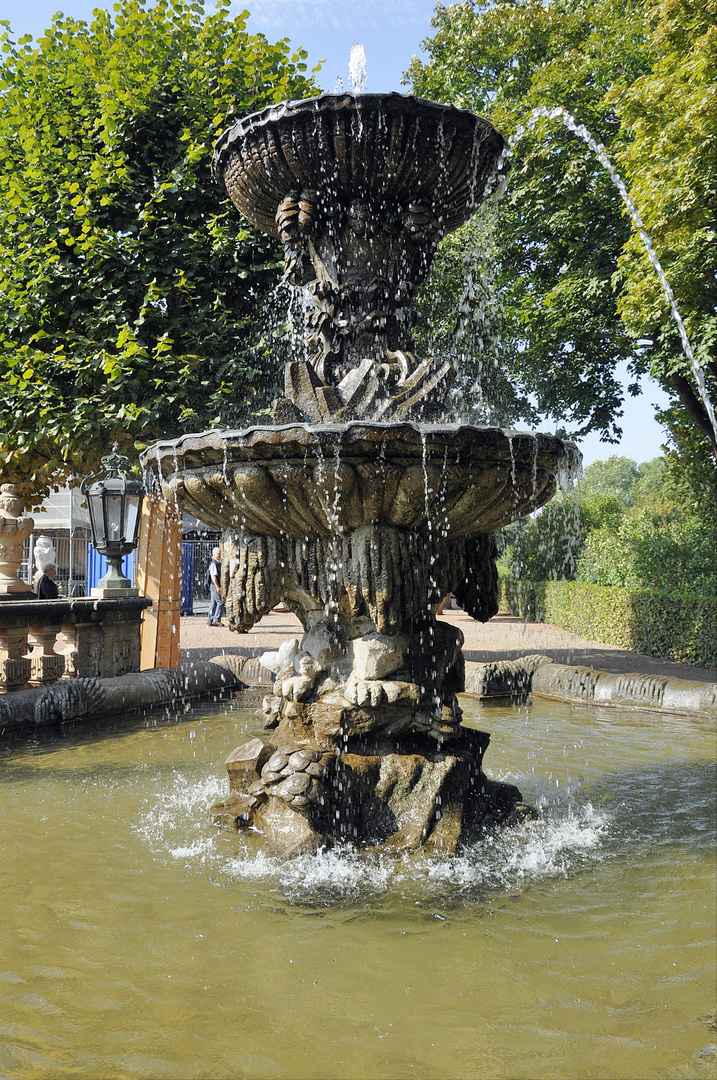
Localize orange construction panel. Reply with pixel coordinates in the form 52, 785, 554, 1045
138, 492, 182, 669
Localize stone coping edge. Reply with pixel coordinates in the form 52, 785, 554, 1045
464, 654, 717, 719
0, 655, 274, 734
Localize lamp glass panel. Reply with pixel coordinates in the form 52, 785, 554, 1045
87, 488, 106, 547
124, 494, 141, 546
103, 492, 124, 548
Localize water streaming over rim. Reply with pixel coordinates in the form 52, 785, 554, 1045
511, 106, 717, 446
141, 91, 589, 854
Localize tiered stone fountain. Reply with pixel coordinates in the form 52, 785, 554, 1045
144, 93, 580, 855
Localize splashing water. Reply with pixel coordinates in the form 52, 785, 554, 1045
512, 106, 717, 446
348, 43, 367, 95
135, 769, 611, 906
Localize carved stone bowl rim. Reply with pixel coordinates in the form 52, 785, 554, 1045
212, 91, 509, 240
213, 90, 502, 166
143, 421, 582, 483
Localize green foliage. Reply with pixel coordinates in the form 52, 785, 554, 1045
503, 494, 582, 581
573, 454, 717, 592
580, 455, 642, 504
408, 0, 717, 465
0, 0, 318, 503
501, 451, 716, 659
578, 509, 716, 591
610, 0, 717, 461
500, 577, 716, 667
414, 214, 537, 426
629, 457, 669, 508
577, 491, 625, 533
502, 452, 716, 589
579, 454, 675, 514
408, 0, 655, 440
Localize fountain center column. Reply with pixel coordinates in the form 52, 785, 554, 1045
277, 187, 441, 383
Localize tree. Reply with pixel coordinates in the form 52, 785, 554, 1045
502, 494, 583, 582
577, 508, 715, 591
501, 454, 715, 586
0, 0, 318, 503
408, 0, 717, 468
413, 214, 537, 426
610, 0, 717, 460
575, 455, 716, 592
579, 456, 642, 505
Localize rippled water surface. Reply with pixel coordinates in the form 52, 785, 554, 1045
1, 694, 715, 1079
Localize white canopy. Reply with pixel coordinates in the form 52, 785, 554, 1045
31, 487, 91, 532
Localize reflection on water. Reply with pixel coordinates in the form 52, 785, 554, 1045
1, 695, 715, 1079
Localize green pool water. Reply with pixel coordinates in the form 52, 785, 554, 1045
1, 693, 715, 1080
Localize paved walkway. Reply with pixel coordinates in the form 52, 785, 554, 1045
180, 608, 716, 684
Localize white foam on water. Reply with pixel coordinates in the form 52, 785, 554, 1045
429, 803, 611, 893
134, 769, 225, 854
135, 766, 611, 904
131, 751, 613, 906
225, 843, 395, 898
218, 804, 611, 904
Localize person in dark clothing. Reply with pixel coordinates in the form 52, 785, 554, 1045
206, 547, 225, 627
36, 563, 59, 599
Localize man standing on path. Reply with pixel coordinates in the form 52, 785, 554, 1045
206, 546, 225, 628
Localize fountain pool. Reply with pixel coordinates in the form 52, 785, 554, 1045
1, 693, 714, 1079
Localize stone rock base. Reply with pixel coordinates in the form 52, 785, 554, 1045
255, 615, 468, 751
210, 727, 532, 856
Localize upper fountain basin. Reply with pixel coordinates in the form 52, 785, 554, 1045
144, 422, 580, 540
212, 92, 508, 241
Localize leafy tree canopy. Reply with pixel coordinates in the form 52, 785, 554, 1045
611, 0, 717, 457
577, 507, 715, 592
579, 455, 643, 505
0, 0, 318, 503
502, 454, 716, 591
409, 0, 717, 469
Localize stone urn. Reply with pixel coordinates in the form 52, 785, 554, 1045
0, 484, 34, 598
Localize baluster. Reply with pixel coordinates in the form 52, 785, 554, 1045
28, 623, 65, 686
59, 614, 102, 679
0, 625, 32, 692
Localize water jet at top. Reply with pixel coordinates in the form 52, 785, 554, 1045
143, 90, 580, 856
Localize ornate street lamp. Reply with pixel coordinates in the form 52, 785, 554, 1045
81, 444, 145, 596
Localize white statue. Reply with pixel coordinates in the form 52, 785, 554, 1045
34, 536, 57, 574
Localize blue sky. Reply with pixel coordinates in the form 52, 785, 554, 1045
0, 0, 672, 465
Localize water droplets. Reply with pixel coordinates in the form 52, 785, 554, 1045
137, 768, 611, 905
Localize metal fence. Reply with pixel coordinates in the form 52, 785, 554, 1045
181, 536, 222, 615
21, 530, 220, 609
21, 530, 92, 597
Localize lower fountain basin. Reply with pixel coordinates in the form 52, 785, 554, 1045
2, 697, 713, 1078
145, 422, 580, 540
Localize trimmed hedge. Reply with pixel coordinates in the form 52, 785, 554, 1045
499, 577, 716, 668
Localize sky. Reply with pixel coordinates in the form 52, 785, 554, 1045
0, 0, 673, 467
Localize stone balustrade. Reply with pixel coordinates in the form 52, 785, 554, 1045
0, 596, 152, 693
